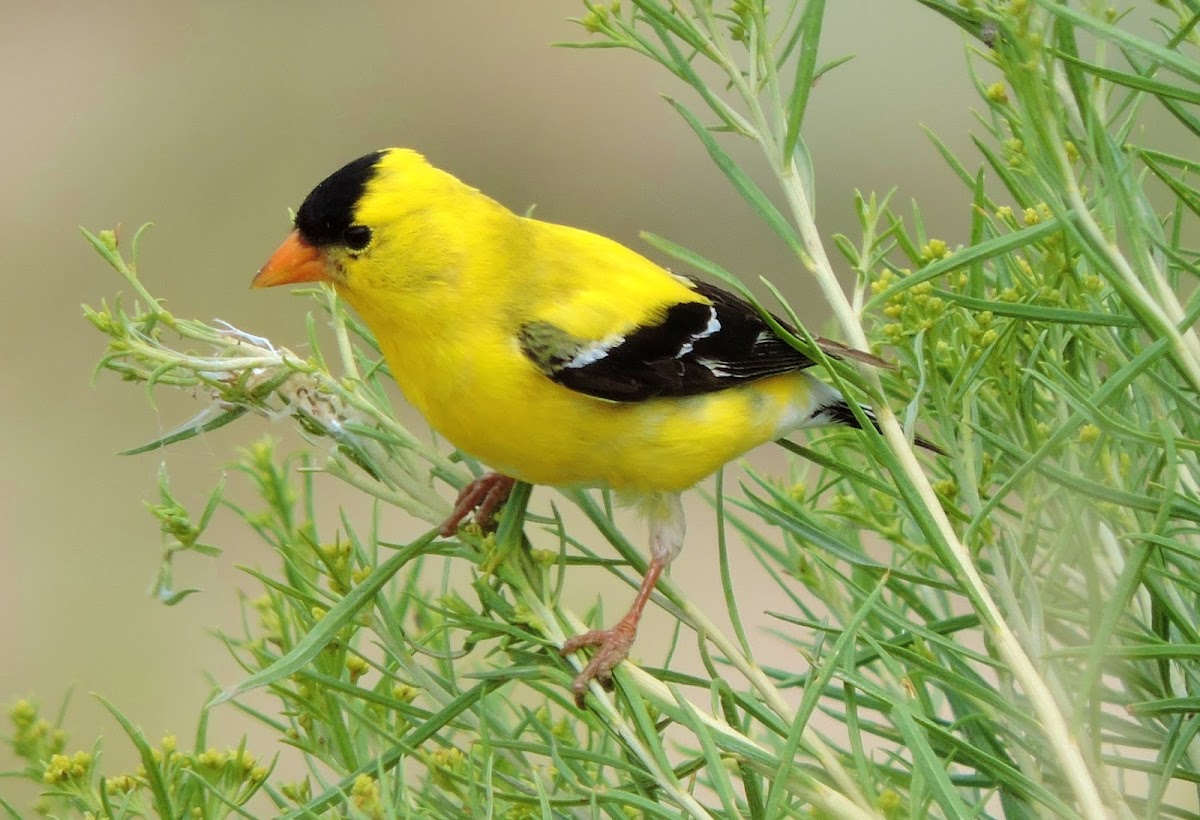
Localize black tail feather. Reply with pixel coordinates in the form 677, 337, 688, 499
826, 401, 945, 455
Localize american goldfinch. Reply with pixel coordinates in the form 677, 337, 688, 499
254, 148, 935, 706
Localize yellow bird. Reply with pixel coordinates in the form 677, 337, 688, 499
255, 148, 934, 706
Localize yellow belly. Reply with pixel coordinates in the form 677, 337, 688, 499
381, 333, 816, 492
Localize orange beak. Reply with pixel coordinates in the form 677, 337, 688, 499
252, 230, 330, 288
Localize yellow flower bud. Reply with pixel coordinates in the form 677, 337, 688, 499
197, 748, 227, 769
346, 655, 370, 682
8, 699, 37, 727
392, 683, 420, 703
921, 238, 950, 261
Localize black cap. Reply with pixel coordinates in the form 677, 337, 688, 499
293, 150, 386, 247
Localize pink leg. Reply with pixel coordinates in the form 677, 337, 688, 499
438, 473, 516, 537
560, 555, 668, 708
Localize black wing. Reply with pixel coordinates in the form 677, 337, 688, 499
519, 277, 820, 403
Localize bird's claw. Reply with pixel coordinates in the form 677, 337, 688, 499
561, 618, 638, 708
438, 473, 516, 537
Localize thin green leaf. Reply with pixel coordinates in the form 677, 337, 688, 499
666, 98, 805, 256
94, 694, 175, 818
782, 0, 825, 160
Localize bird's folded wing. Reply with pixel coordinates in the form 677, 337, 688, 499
518, 277, 827, 402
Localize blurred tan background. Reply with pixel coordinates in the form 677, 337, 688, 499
1, 0, 981, 807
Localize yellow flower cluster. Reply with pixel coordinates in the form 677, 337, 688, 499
9, 700, 67, 761
878, 277, 948, 342
351, 773, 384, 818
281, 777, 312, 803
105, 774, 138, 795
581, 2, 621, 34
42, 751, 92, 785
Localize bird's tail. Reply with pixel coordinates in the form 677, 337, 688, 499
799, 374, 944, 454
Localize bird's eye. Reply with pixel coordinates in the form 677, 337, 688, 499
343, 225, 372, 251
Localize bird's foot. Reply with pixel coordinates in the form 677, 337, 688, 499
438, 473, 516, 537
560, 615, 639, 708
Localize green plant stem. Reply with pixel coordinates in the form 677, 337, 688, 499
781, 153, 1114, 820
702, 9, 1119, 812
